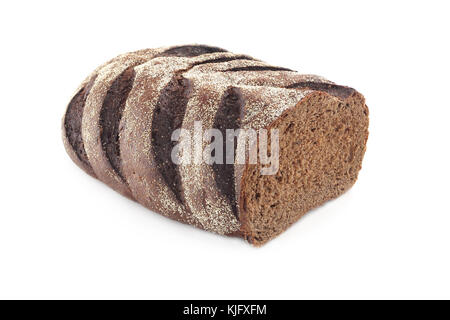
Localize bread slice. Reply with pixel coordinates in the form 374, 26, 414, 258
82, 50, 159, 198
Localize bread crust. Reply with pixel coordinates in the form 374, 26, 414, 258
62, 48, 166, 179
120, 52, 254, 227
82, 49, 160, 198
62, 74, 98, 178
120, 56, 201, 226
179, 75, 240, 234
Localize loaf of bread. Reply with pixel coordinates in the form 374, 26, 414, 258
62, 45, 369, 245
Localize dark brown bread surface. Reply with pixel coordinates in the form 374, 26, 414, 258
62, 74, 98, 178
62, 45, 369, 245
62, 48, 157, 179
81, 50, 159, 198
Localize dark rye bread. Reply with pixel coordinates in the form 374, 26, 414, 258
120, 52, 256, 228
151, 75, 191, 204
155, 45, 228, 57
62, 48, 158, 179
62, 45, 369, 245
64, 45, 228, 196
81, 50, 159, 198
62, 74, 98, 177
212, 87, 245, 218
235, 88, 368, 244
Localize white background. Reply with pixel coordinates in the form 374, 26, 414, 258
1, 0, 449, 299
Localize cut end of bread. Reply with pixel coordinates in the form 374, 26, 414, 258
240, 91, 369, 245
